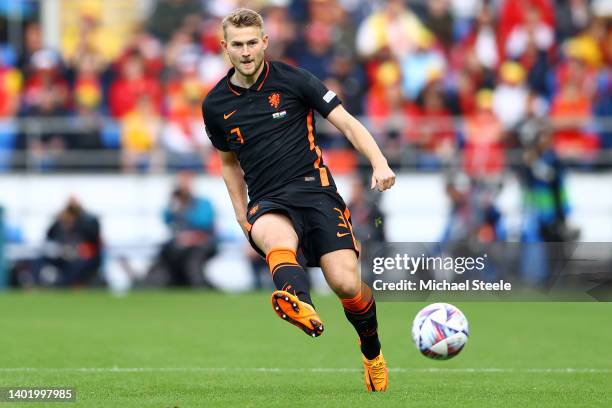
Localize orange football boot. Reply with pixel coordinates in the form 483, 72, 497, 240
270, 290, 324, 337
362, 351, 388, 392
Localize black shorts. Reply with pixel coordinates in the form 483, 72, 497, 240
245, 177, 360, 267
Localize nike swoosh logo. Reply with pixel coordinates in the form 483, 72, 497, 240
224, 110, 237, 120
337, 232, 350, 238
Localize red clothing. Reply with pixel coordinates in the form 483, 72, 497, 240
108, 76, 162, 118
405, 106, 455, 152
463, 112, 505, 177
0, 67, 21, 117
550, 93, 599, 156
498, 0, 555, 54
23, 72, 70, 110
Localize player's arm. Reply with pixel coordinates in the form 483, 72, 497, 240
326, 105, 396, 191
219, 150, 249, 237
202, 101, 249, 237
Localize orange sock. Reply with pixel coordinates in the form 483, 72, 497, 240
266, 247, 299, 276
341, 282, 374, 314
266, 247, 313, 306
341, 282, 380, 359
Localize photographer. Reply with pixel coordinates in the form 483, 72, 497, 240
41, 197, 102, 287
156, 173, 217, 287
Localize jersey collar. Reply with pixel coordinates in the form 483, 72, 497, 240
226, 60, 270, 96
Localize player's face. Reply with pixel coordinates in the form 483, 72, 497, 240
223, 25, 268, 79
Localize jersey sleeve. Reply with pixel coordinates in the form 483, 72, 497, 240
202, 100, 230, 152
293, 67, 341, 118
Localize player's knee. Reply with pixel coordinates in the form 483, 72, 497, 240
261, 235, 297, 254
251, 214, 298, 253
330, 274, 361, 298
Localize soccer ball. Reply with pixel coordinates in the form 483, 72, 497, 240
411, 303, 469, 360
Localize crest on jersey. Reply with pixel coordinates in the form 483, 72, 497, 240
268, 92, 281, 109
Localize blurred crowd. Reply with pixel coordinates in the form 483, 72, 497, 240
0, 0, 611, 173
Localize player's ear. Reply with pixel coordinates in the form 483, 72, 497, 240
221, 39, 228, 53
262, 33, 269, 50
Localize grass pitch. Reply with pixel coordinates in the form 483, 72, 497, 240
0, 291, 610, 407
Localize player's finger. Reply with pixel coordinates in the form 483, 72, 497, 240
388, 176, 395, 188
370, 175, 376, 190
379, 177, 390, 191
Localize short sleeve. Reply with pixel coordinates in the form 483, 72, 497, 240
294, 68, 341, 118
202, 100, 230, 152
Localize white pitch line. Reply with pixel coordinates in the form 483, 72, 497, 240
0, 367, 610, 374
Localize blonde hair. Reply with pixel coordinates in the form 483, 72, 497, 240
222, 8, 264, 39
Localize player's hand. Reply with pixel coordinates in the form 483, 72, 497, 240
370, 164, 396, 192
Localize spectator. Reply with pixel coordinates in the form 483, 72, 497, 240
108, 50, 162, 118
17, 22, 44, 74
164, 29, 197, 73
556, 0, 592, 42
519, 108, 569, 242
72, 51, 105, 112
18, 77, 71, 171
162, 49, 209, 169
146, 0, 202, 42
327, 48, 366, 116
493, 61, 529, 131
40, 197, 102, 287
120, 95, 163, 172
356, 0, 427, 60
293, 21, 334, 80
155, 173, 217, 287
517, 121, 580, 283
405, 79, 455, 166
68, 50, 105, 157
262, 5, 297, 61
364, 60, 405, 156
516, 101, 578, 243
400, 28, 447, 100
22, 49, 69, 113
498, 0, 555, 56
119, 25, 164, 78
550, 58, 599, 160
454, 4, 500, 72
462, 89, 506, 180
421, 0, 454, 52
449, 0, 480, 39
441, 170, 505, 245
562, 19, 606, 69
70, 98, 104, 164
505, 4, 555, 59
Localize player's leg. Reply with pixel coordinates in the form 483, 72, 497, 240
319, 249, 381, 357
250, 212, 311, 304
250, 212, 323, 336
320, 249, 388, 391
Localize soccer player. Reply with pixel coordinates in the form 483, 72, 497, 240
202, 8, 395, 392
